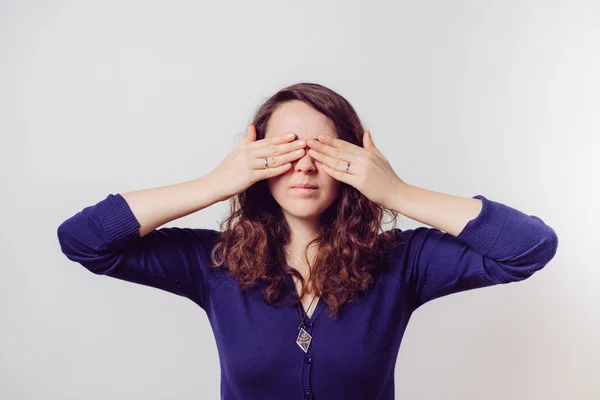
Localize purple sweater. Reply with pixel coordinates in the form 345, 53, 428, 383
57, 193, 558, 399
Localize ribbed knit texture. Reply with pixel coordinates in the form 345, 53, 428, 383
57, 193, 558, 399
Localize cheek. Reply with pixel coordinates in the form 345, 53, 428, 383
322, 174, 339, 188
267, 174, 287, 195
267, 177, 278, 193
319, 179, 340, 199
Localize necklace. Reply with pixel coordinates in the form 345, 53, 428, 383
284, 247, 317, 353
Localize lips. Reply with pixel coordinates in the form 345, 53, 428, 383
291, 184, 318, 189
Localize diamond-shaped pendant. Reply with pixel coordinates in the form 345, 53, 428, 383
296, 327, 312, 353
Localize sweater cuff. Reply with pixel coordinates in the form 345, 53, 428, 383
455, 195, 507, 257
96, 193, 141, 245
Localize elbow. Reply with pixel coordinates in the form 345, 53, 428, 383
496, 227, 559, 282
56, 219, 74, 258
56, 218, 118, 275
56, 218, 94, 264
527, 227, 559, 274
539, 226, 559, 265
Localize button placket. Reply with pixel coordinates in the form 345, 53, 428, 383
300, 322, 314, 399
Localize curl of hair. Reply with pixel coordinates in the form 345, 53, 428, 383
210, 82, 401, 318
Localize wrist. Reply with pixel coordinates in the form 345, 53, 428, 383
391, 180, 413, 215
199, 173, 228, 204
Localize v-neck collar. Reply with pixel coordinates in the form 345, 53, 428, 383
286, 274, 325, 322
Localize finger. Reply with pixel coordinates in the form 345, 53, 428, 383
243, 124, 257, 143
308, 147, 356, 175
250, 132, 297, 149
252, 147, 306, 169
312, 134, 363, 155
363, 131, 383, 157
306, 141, 360, 164
254, 138, 306, 158
319, 161, 354, 185
257, 162, 293, 178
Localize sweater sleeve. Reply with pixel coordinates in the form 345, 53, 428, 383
392, 195, 559, 311
56, 193, 221, 310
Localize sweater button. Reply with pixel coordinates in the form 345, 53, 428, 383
304, 392, 311, 399
306, 356, 312, 364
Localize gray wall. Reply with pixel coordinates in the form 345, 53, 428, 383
1, 0, 597, 399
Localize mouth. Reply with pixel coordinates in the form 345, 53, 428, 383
291, 185, 319, 195
291, 184, 319, 189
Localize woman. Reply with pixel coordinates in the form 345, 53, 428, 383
57, 82, 559, 399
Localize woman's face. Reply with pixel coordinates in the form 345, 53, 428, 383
265, 100, 341, 222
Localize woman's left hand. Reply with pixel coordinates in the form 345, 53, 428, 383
307, 131, 405, 210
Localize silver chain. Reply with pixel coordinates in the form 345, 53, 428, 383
284, 247, 317, 317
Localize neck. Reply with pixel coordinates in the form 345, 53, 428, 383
283, 212, 320, 270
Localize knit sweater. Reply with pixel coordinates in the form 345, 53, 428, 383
57, 193, 558, 400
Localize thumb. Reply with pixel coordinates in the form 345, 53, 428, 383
363, 131, 383, 156
363, 130, 375, 149
243, 124, 257, 143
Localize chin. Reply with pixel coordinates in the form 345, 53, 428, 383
285, 208, 323, 220
280, 200, 322, 217
269, 184, 340, 220
280, 194, 339, 220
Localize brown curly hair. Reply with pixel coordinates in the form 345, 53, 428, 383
211, 82, 400, 318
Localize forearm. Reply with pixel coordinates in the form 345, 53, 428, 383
391, 182, 483, 237
121, 173, 226, 237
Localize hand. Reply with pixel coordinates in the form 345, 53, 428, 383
307, 131, 406, 210
210, 124, 307, 201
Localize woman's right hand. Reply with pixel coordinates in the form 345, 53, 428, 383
210, 124, 307, 201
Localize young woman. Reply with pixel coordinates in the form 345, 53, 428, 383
57, 82, 559, 399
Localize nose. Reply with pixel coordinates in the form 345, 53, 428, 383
294, 148, 316, 173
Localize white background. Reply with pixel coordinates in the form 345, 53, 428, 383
1, 0, 598, 399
